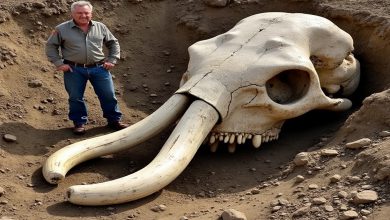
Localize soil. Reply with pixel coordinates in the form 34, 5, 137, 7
0, 0, 389, 219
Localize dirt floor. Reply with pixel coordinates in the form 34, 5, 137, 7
0, 0, 389, 219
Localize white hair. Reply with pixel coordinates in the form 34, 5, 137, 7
71, 1, 93, 12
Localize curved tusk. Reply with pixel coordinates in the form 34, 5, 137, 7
42, 94, 190, 184
67, 100, 219, 205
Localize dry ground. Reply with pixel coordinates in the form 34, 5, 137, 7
0, 0, 389, 219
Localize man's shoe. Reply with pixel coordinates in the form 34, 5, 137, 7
108, 121, 129, 131
73, 124, 86, 135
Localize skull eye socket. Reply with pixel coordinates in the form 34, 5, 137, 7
266, 70, 310, 104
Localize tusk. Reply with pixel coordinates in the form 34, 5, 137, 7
67, 100, 219, 205
42, 94, 190, 184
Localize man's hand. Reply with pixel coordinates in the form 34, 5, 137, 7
103, 62, 115, 70
57, 64, 73, 72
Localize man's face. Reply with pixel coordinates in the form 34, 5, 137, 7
71, 5, 92, 26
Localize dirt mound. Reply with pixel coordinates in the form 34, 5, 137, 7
0, 0, 389, 219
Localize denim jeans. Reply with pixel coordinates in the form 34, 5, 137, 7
64, 65, 122, 125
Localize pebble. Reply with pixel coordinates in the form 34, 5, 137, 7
330, 174, 341, 183
341, 210, 359, 219
345, 138, 371, 149
352, 190, 378, 204
312, 197, 327, 205
295, 175, 305, 183
308, 184, 319, 190
293, 152, 310, 166
221, 208, 247, 220
3, 134, 16, 142
321, 149, 339, 156
150, 204, 167, 212
324, 205, 334, 212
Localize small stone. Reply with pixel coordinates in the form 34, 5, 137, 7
345, 138, 371, 149
292, 206, 310, 217
3, 134, 16, 142
308, 184, 318, 190
221, 208, 247, 220
321, 149, 339, 156
295, 175, 305, 183
352, 190, 378, 204
338, 191, 348, 198
360, 209, 371, 216
324, 205, 334, 212
294, 152, 310, 166
341, 210, 359, 219
312, 197, 327, 205
330, 174, 342, 183
378, 130, 390, 137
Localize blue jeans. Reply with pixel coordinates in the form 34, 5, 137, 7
64, 65, 122, 125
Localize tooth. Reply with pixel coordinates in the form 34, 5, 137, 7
264, 135, 270, 142
224, 134, 230, 143
228, 143, 236, 153
248, 134, 253, 139
237, 134, 243, 144
252, 135, 262, 148
209, 134, 216, 144
219, 134, 224, 142
229, 134, 235, 144
210, 141, 219, 152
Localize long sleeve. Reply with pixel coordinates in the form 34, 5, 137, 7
45, 29, 64, 67
103, 25, 120, 64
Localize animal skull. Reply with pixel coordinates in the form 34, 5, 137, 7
42, 12, 360, 205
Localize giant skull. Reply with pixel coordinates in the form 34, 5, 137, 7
42, 12, 360, 205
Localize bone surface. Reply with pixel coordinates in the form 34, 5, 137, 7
67, 101, 219, 205
43, 94, 190, 184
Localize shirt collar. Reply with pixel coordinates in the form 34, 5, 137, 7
70, 20, 96, 28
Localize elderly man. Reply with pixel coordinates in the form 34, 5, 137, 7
45, 1, 128, 134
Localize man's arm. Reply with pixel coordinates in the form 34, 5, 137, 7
45, 29, 64, 67
103, 25, 120, 64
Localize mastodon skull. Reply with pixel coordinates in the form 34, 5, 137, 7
42, 12, 360, 206
177, 12, 360, 152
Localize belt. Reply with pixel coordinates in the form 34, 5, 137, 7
64, 60, 104, 68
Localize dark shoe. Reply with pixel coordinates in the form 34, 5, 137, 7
108, 121, 129, 131
73, 124, 86, 135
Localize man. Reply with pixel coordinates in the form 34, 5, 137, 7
45, 1, 128, 135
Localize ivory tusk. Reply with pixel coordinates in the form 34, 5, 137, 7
67, 100, 219, 205
42, 94, 190, 184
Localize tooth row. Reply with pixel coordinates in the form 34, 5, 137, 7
207, 128, 280, 153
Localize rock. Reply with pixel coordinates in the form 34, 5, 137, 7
324, 205, 334, 212
221, 209, 247, 220
378, 130, 390, 137
294, 152, 310, 166
321, 149, 339, 156
308, 184, 318, 190
3, 134, 16, 142
341, 210, 359, 219
312, 197, 327, 205
150, 204, 167, 212
295, 175, 305, 183
292, 205, 310, 217
345, 138, 371, 149
330, 174, 342, 183
352, 190, 378, 204
27, 79, 43, 88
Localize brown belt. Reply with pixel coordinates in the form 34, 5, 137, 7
64, 60, 104, 68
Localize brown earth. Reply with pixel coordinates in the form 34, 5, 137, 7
0, 0, 389, 219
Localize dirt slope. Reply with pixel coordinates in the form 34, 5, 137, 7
0, 0, 389, 219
